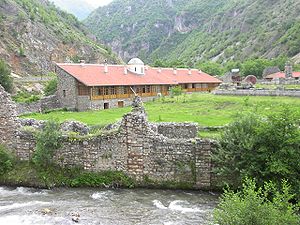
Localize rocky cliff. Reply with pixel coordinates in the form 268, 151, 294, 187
85, 0, 300, 64
0, 0, 121, 77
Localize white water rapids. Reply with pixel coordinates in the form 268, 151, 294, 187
0, 186, 218, 224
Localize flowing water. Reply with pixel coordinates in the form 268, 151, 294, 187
0, 186, 218, 225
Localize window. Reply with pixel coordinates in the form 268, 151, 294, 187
97, 87, 103, 96
63, 90, 66, 97
104, 87, 110, 95
78, 86, 90, 96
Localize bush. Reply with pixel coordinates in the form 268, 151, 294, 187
0, 145, 14, 175
214, 178, 300, 225
0, 59, 13, 93
170, 86, 183, 101
44, 78, 57, 96
213, 109, 300, 199
12, 91, 41, 103
32, 120, 62, 168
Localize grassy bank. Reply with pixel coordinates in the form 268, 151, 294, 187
22, 93, 300, 125
21, 94, 300, 138
0, 161, 134, 189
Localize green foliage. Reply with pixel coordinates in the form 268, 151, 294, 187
169, 86, 183, 99
85, 0, 300, 64
0, 59, 13, 93
0, 145, 14, 176
214, 178, 300, 225
12, 91, 41, 103
69, 170, 134, 188
213, 109, 300, 199
0, 161, 134, 189
19, 44, 25, 57
196, 61, 224, 76
44, 78, 57, 96
32, 120, 62, 168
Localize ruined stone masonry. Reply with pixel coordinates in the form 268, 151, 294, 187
1, 87, 216, 189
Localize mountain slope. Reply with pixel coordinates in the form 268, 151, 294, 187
85, 0, 300, 65
0, 0, 120, 76
51, 0, 95, 20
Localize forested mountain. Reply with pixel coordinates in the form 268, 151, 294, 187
85, 0, 300, 65
51, 0, 95, 20
0, 0, 120, 76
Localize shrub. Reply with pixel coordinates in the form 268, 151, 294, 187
44, 78, 57, 96
170, 86, 183, 101
0, 59, 13, 93
214, 178, 300, 225
12, 91, 41, 103
0, 145, 14, 175
32, 120, 62, 168
213, 109, 300, 199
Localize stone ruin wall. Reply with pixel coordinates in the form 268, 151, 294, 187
214, 89, 300, 97
0, 85, 20, 149
1, 86, 216, 190
16, 95, 61, 115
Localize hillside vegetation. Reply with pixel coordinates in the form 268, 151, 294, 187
0, 0, 121, 76
85, 0, 300, 65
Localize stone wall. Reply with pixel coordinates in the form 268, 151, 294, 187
2, 90, 216, 190
56, 66, 78, 110
151, 122, 198, 139
0, 85, 20, 149
214, 89, 300, 97
16, 95, 61, 115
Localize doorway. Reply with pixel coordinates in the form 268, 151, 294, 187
118, 101, 124, 108
104, 102, 109, 109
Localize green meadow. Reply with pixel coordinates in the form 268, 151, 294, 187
22, 94, 300, 137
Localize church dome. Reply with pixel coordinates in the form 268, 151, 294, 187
128, 58, 144, 66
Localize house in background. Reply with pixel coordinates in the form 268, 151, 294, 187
265, 64, 300, 81
55, 58, 222, 111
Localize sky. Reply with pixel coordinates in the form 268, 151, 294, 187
85, 0, 113, 8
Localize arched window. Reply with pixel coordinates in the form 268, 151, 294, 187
135, 67, 137, 72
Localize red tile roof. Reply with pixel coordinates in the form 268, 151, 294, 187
56, 64, 222, 86
266, 72, 300, 79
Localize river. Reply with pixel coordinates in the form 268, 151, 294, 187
0, 186, 218, 225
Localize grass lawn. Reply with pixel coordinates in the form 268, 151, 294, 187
22, 93, 300, 128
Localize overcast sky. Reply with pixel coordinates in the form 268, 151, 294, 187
85, 0, 113, 8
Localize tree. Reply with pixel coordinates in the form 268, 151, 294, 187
214, 178, 300, 225
240, 58, 271, 78
44, 78, 57, 96
196, 61, 224, 76
170, 86, 183, 102
32, 120, 62, 168
0, 59, 13, 93
213, 109, 300, 200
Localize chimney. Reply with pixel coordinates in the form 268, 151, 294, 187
158, 68, 162, 73
80, 60, 85, 66
198, 69, 202, 74
188, 69, 192, 75
285, 62, 293, 78
104, 63, 108, 73
173, 68, 177, 75
124, 66, 128, 75
145, 65, 149, 70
